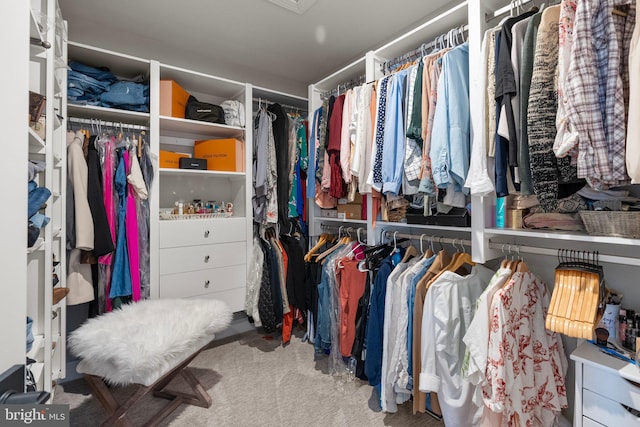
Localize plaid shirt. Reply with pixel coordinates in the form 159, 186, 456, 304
565, 0, 635, 189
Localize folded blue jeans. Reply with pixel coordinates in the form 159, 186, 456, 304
68, 70, 111, 94
100, 81, 149, 107
69, 61, 118, 83
28, 181, 51, 218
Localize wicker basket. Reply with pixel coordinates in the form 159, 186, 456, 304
578, 211, 640, 238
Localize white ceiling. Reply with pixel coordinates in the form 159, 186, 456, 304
58, 0, 457, 98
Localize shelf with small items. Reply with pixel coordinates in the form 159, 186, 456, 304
160, 115, 244, 140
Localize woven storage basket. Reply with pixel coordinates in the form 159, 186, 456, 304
578, 211, 640, 238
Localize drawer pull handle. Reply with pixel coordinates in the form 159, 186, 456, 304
204, 230, 210, 238
204, 280, 210, 288
204, 255, 210, 263
621, 403, 640, 418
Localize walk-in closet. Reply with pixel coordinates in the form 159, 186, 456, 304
3, 0, 639, 425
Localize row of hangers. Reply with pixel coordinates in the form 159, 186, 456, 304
69, 117, 147, 155
383, 25, 468, 75
320, 75, 367, 101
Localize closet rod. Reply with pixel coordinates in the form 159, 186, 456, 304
68, 116, 150, 131
320, 223, 366, 233
319, 74, 367, 100
252, 98, 307, 113
382, 230, 471, 248
383, 24, 469, 72
485, 0, 535, 22
487, 242, 640, 267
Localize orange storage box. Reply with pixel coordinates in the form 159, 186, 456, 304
160, 80, 190, 118
159, 150, 190, 169
193, 138, 245, 172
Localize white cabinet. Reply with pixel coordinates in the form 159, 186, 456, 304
150, 61, 252, 311
26, 0, 68, 396
572, 342, 640, 426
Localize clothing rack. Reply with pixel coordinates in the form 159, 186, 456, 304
382, 24, 469, 74
68, 116, 150, 131
319, 74, 367, 100
487, 242, 640, 267
252, 98, 307, 114
381, 230, 471, 250
485, 0, 536, 22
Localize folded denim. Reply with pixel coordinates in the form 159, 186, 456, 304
28, 160, 46, 181
29, 212, 50, 229
28, 181, 51, 218
69, 61, 118, 83
99, 81, 149, 107
68, 70, 111, 93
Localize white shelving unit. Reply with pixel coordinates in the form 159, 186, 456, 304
151, 61, 252, 311
24, 0, 68, 397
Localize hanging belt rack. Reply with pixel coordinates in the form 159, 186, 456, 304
319, 74, 367, 100
382, 24, 469, 74
487, 242, 640, 267
68, 116, 150, 131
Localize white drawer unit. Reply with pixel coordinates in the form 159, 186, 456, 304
571, 342, 640, 427
159, 264, 246, 299
159, 242, 246, 275
159, 218, 247, 248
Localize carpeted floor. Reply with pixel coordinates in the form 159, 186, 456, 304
54, 329, 445, 426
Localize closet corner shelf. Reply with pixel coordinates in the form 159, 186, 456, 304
27, 335, 45, 360
485, 227, 640, 246
30, 363, 44, 385
377, 221, 472, 233
159, 168, 245, 180
29, 8, 46, 46
28, 127, 46, 153
159, 116, 244, 139
27, 238, 45, 254
67, 104, 150, 125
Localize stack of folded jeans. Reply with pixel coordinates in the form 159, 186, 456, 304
67, 61, 150, 112
28, 160, 51, 247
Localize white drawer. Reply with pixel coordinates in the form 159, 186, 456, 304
159, 242, 246, 275
584, 363, 640, 412
583, 388, 640, 426
583, 417, 605, 427
159, 218, 246, 248
187, 287, 245, 313
159, 264, 246, 299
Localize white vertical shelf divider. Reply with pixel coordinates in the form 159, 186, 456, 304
149, 59, 161, 300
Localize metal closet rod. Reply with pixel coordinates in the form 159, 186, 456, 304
252, 97, 307, 113
68, 116, 150, 131
487, 242, 640, 267
320, 223, 366, 234
382, 230, 471, 248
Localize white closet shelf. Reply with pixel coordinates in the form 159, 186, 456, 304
29, 8, 46, 46
485, 227, 640, 247
316, 217, 368, 225
376, 221, 472, 233
67, 104, 150, 126
159, 116, 244, 140
160, 63, 245, 99
27, 238, 45, 254
28, 127, 46, 153
27, 335, 45, 360
30, 362, 44, 385
159, 168, 245, 180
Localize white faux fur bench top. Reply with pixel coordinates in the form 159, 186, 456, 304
69, 299, 232, 386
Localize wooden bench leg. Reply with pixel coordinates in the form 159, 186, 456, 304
84, 344, 214, 426
152, 368, 212, 408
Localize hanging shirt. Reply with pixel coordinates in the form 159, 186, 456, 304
381, 69, 409, 195
420, 264, 494, 427
628, 5, 640, 183
430, 42, 471, 194
109, 149, 132, 300
367, 76, 391, 192
403, 65, 422, 195
483, 272, 568, 427
461, 267, 512, 407
124, 150, 142, 302
353, 82, 375, 194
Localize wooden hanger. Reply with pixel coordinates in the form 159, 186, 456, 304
400, 245, 418, 264
304, 233, 331, 262
316, 227, 352, 263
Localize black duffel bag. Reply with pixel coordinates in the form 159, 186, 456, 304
185, 95, 226, 124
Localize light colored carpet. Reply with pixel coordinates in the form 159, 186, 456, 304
54, 329, 445, 426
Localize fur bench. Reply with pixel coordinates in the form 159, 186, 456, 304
69, 299, 232, 426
